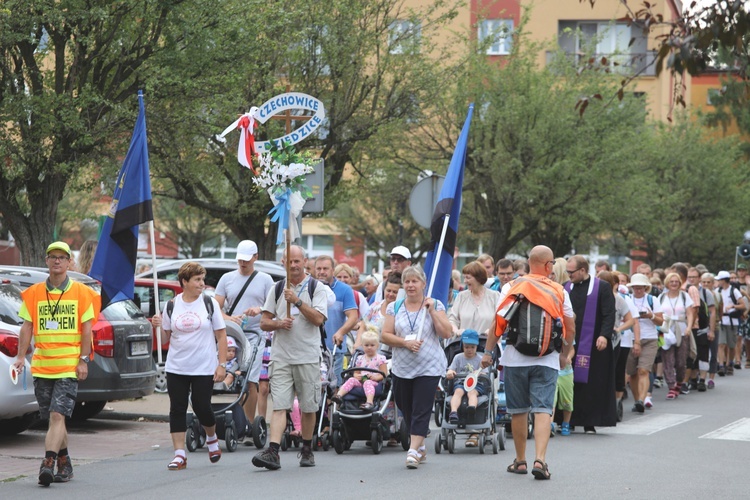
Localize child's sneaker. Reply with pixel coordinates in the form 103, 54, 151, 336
448, 411, 459, 425
561, 422, 571, 436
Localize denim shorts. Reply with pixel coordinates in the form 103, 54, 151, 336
503, 365, 558, 415
453, 381, 488, 397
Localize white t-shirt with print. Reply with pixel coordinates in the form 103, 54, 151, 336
163, 294, 226, 376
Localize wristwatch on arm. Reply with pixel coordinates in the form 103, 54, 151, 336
294, 299, 303, 308
79, 355, 90, 363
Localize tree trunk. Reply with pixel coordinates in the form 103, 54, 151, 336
4, 197, 61, 267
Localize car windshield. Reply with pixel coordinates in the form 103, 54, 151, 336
0, 284, 24, 325
102, 299, 146, 321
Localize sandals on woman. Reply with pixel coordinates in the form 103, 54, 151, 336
206, 438, 222, 463
465, 434, 479, 447
506, 458, 527, 474
532, 459, 551, 480
167, 455, 187, 471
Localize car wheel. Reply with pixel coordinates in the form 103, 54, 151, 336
154, 362, 168, 393
70, 401, 107, 421
0, 413, 38, 436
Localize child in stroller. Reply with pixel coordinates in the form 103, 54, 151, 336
330, 346, 409, 454
434, 331, 504, 454
446, 330, 487, 424
214, 336, 241, 391
331, 330, 387, 411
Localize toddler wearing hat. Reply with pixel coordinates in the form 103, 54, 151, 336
446, 329, 486, 424
216, 337, 241, 390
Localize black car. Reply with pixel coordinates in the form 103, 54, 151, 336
0, 266, 156, 420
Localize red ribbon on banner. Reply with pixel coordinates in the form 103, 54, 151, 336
238, 115, 258, 175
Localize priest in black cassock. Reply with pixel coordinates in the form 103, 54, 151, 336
564, 255, 617, 433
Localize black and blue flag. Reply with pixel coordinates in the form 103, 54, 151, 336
423, 104, 474, 307
90, 91, 153, 308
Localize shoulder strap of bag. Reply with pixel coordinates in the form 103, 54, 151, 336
227, 270, 258, 315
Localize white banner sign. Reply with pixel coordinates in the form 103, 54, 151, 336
253, 92, 326, 152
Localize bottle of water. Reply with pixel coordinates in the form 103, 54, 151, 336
241, 315, 249, 331
320, 362, 328, 383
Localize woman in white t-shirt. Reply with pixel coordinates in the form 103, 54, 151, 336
658, 272, 695, 399
158, 262, 228, 471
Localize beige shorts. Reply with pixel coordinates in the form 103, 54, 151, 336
269, 360, 321, 413
626, 338, 659, 375
719, 324, 738, 348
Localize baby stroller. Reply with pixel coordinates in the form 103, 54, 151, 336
434, 336, 505, 454
185, 322, 267, 453
330, 349, 409, 454
280, 345, 338, 452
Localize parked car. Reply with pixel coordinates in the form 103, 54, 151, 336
0, 280, 39, 435
136, 258, 286, 288
0, 266, 156, 420
133, 278, 185, 393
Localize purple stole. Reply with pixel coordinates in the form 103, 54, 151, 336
565, 278, 600, 384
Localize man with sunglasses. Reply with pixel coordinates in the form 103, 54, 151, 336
13, 241, 99, 486
564, 255, 617, 434
373, 246, 412, 303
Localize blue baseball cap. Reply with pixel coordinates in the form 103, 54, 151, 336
462, 329, 479, 345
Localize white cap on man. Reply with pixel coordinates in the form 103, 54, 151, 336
236, 240, 258, 261
716, 270, 731, 281
390, 245, 412, 260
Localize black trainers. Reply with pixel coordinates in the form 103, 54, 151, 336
38, 457, 55, 486
448, 411, 459, 424
298, 446, 315, 467
252, 447, 281, 470
54, 455, 74, 482
697, 380, 707, 392
679, 383, 690, 395
633, 400, 645, 413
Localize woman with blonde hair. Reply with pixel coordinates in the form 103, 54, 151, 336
77, 240, 98, 276
551, 258, 569, 285
658, 272, 696, 399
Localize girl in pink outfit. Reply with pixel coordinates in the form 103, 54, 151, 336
331, 330, 387, 411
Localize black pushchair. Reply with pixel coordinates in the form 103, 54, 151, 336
185, 322, 267, 452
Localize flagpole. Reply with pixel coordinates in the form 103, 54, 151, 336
149, 220, 163, 364
416, 215, 450, 341
286, 229, 291, 317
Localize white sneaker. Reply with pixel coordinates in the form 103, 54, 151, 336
406, 450, 421, 469
644, 396, 653, 409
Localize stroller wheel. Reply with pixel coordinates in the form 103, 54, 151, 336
478, 433, 486, 454
499, 428, 506, 451
447, 432, 455, 454
434, 431, 442, 454
617, 399, 624, 422
433, 399, 443, 427
185, 427, 198, 452
371, 429, 383, 455
399, 419, 410, 451
252, 416, 267, 449
281, 431, 290, 451
333, 429, 345, 455
198, 426, 207, 448
312, 432, 319, 451
321, 431, 330, 451
225, 426, 237, 452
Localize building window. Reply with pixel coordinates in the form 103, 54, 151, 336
389, 20, 421, 55
478, 19, 513, 55
312, 235, 334, 252
707, 88, 721, 105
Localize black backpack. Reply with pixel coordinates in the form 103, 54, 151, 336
274, 278, 327, 346
165, 294, 214, 321
504, 294, 563, 357
687, 285, 710, 330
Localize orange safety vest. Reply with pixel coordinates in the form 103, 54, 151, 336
495, 274, 568, 343
22, 281, 100, 379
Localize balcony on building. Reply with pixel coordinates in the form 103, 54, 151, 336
546, 20, 656, 77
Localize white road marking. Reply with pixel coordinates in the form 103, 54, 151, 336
604, 413, 701, 435
699, 418, 750, 441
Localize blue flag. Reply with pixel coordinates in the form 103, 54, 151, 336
423, 104, 474, 307
90, 91, 153, 308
